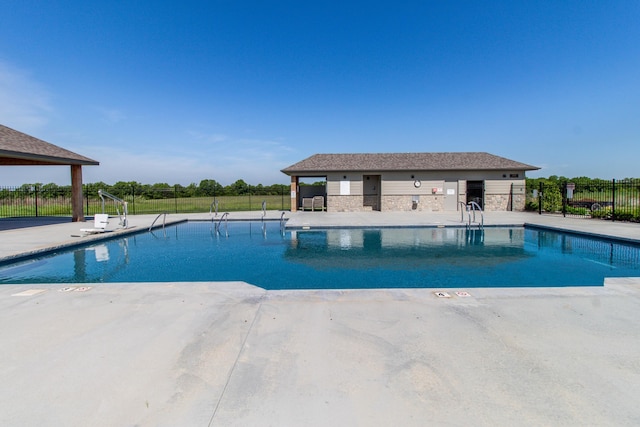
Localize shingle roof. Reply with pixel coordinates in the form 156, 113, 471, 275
281, 152, 539, 175
0, 124, 99, 166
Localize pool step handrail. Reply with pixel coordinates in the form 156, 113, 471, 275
459, 201, 467, 223
215, 212, 229, 236
149, 212, 168, 232
468, 201, 484, 229
280, 211, 286, 235
209, 199, 219, 217
98, 189, 128, 228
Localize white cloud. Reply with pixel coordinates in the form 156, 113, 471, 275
0, 61, 52, 131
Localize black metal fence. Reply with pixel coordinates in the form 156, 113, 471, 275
0, 185, 291, 218
526, 179, 640, 222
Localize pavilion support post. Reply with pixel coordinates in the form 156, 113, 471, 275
290, 176, 299, 212
70, 165, 85, 222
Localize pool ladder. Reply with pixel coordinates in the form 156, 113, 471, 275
209, 199, 219, 217
460, 201, 484, 229
149, 212, 168, 232
216, 212, 229, 237
280, 211, 286, 236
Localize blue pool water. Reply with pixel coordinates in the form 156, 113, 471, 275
1, 222, 639, 289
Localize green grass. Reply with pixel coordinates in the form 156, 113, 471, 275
1, 195, 291, 217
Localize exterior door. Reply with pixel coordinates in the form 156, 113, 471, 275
363, 175, 381, 211
444, 181, 458, 211
467, 180, 484, 209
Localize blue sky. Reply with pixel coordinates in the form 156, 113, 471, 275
1, 1, 639, 186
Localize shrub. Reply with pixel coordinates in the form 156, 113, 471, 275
525, 200, 539, 211
542, 184, 562, 212
565, 206, 588, 215
612, 208, 640, 222
590, 206, 612, 219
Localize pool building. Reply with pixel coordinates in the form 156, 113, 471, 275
282, 152, 539, 213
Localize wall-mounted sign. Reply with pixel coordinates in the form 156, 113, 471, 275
340, 180, 350, 195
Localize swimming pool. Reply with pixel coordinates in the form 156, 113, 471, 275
1, 221, 639, 289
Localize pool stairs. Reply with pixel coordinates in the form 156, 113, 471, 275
460, 201, 484, 229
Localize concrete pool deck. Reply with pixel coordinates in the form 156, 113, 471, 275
1, 211, 640, 426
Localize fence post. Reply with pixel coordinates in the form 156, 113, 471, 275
34, 185, 39, 217
85, 186, 89, 216
612, 178, 616, 222
562, 182, 567, 217
538, 182, 542, 215
131, 184, 136, 215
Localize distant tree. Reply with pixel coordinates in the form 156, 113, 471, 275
227, 179, 249, 196
198, 179, 223, 197
112, 181, 138, 198
265, 183, 288, 195
84, 181, 110, 197
19, 183, 38, 195
142, 183, 171, 199
183, 183, 198, 197
41, 183, 60, 199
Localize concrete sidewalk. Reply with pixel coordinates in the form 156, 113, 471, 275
1, 211, 640, 426
1, 281, 640, 426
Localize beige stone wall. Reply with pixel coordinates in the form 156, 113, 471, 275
483, 181, 526, 211
512, 194, 526, 211
327, 195, 365, 212
381, 195, 445, 212
484, 193, 526, 211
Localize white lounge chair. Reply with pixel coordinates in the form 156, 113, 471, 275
312, 196, 325, 211
80, 214, 110, 235
301, 197, 313, 211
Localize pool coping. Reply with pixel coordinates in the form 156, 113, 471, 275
0, 217, 188, 266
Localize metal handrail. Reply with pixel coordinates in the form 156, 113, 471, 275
148, 212, 167, 231
98, 189, 128, 228
215, 212, 229, 236
280, 211, 286, 236
468, 201, 484, 229
459, 201, 467, 223
209, 199, 219, 217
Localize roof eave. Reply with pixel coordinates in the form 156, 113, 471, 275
283, 166, 540, 175
0, 150, 99, 166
